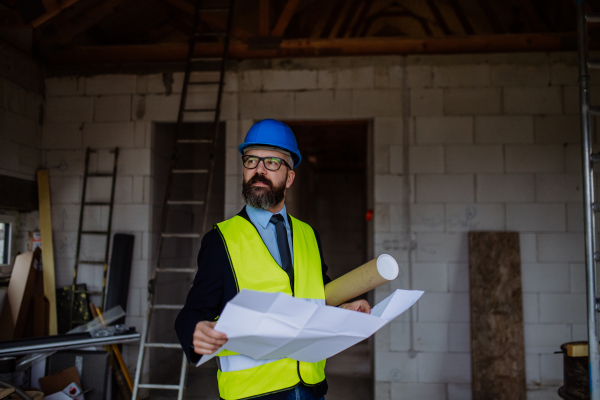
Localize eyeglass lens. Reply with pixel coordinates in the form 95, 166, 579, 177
243, 156, 282, 171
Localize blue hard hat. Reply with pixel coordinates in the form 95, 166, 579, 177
238, 119, 301, 168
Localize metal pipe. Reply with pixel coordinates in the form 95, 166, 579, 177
577, 1, 600, 398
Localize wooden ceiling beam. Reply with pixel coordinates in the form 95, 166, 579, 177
448, 0, 475, 34
160, 0, 250, 41
44, 0, 127, 46
318, 0, 345, 38
271, 0, 301, 37
259, 0, 270, 36
426, 0, 452, 35
348, 0, 374, 37
31, 0, 82, 28
336, 0, 363, 38
48, 33, 581, 64
478, 0, 505, 34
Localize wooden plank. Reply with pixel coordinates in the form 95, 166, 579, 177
271, 0, 301, 37
448, 0, 475, 34
0, 251, 39, 340
31, 0, 81, 28
348, 0, 374, 37
259, 0, 270, 36
48, 33, 581, 63
46, 0, 127, 46
477, 0, 505, 34
426, 0, 452, 35
37, 170, 58, 335
469, 231, 526, 400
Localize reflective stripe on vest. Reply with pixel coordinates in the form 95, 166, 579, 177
216, 214, 326, 400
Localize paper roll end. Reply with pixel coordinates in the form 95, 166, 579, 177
376, 254, 399, 280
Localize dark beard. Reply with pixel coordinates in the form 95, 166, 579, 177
242, 173, 286, 210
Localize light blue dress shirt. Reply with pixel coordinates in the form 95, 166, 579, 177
245, 204, 294, 268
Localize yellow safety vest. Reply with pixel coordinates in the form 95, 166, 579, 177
215, 213, 327, 400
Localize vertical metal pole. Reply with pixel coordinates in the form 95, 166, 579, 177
577, 1, 600, 398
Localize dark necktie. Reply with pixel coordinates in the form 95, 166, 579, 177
270, 214, 294, 292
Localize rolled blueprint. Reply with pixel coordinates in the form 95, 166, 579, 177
324, 254, 399, 306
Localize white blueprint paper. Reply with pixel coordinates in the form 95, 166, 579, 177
196, 288, 424, 366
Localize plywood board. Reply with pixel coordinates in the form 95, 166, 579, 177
0, 250, 38, 340
469, 231, 526, 400
38, 170, 58, 335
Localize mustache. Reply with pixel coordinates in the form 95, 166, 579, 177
247, 173, 273, 188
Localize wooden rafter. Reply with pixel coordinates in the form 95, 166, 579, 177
477, 0, 504, 34
160, 0, 250, 41
271, 0, 300, 37
319, 0, 345, 38
48, 33, 582, 64
426, 0, 451, 35
43, 0, 128, 46
448, 0, 475, 34
349, 0, 374, 37
259, 0, 270, 36
31, 0, 82, 28
336, 0, 363, 38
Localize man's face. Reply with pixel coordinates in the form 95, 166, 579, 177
241, 149, 295, 210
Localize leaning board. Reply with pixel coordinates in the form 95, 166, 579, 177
38, 170, 58, 335
469, 231, 526, 400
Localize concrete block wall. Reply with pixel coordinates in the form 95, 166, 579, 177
43, 74, 154, 371
42, 71, 237, 376
231, 54, 585, 399
42, 53, 587, 397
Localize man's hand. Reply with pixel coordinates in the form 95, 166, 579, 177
339, 299, 371, 314
192, 321, 228, 355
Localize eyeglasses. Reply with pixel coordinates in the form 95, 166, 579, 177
242, 155, 291, 171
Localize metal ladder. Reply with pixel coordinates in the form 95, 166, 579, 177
577, 2, 600, 399
69, 147, 119, 330
132, 1, 235, 399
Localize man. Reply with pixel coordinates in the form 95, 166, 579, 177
175, 119, 370, 400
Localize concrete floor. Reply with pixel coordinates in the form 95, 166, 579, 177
180, 343, 373, 400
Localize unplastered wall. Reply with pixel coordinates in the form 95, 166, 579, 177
230, 53, 589, 400
42, 71, 237, 377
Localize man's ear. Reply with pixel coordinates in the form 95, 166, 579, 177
286, 170, 295, 188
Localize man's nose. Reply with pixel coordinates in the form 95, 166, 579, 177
255, 159, 268, 174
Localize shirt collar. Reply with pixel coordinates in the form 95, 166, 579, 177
246, 204, 289, 230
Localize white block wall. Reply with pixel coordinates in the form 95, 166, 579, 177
42, 53, 588, 398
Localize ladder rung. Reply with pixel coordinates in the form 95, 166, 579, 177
152, 304, 184, 309
177, 139, 212, 144
593, 203, 600, 212
84, 202, 111, 206
137, 384, 180, 390
81, 230, 110, 235
77, 260, 106, 265
167, 200, 205, 205
172, 169, 209, 173
156, 268, 196, 273
87, 173, 112, 177
145, 343, 182, 349
183, 108, 216, 113
188, 81, 221, 85
161, 233, 201, 238
595, 252, 600, 261
590, 106, 600, 116
589, 60, 600, 69
587, 14, 600, 23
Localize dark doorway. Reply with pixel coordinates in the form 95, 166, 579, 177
284, 120, 373, 400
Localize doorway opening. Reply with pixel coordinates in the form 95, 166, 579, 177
284, 120, 373, 400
